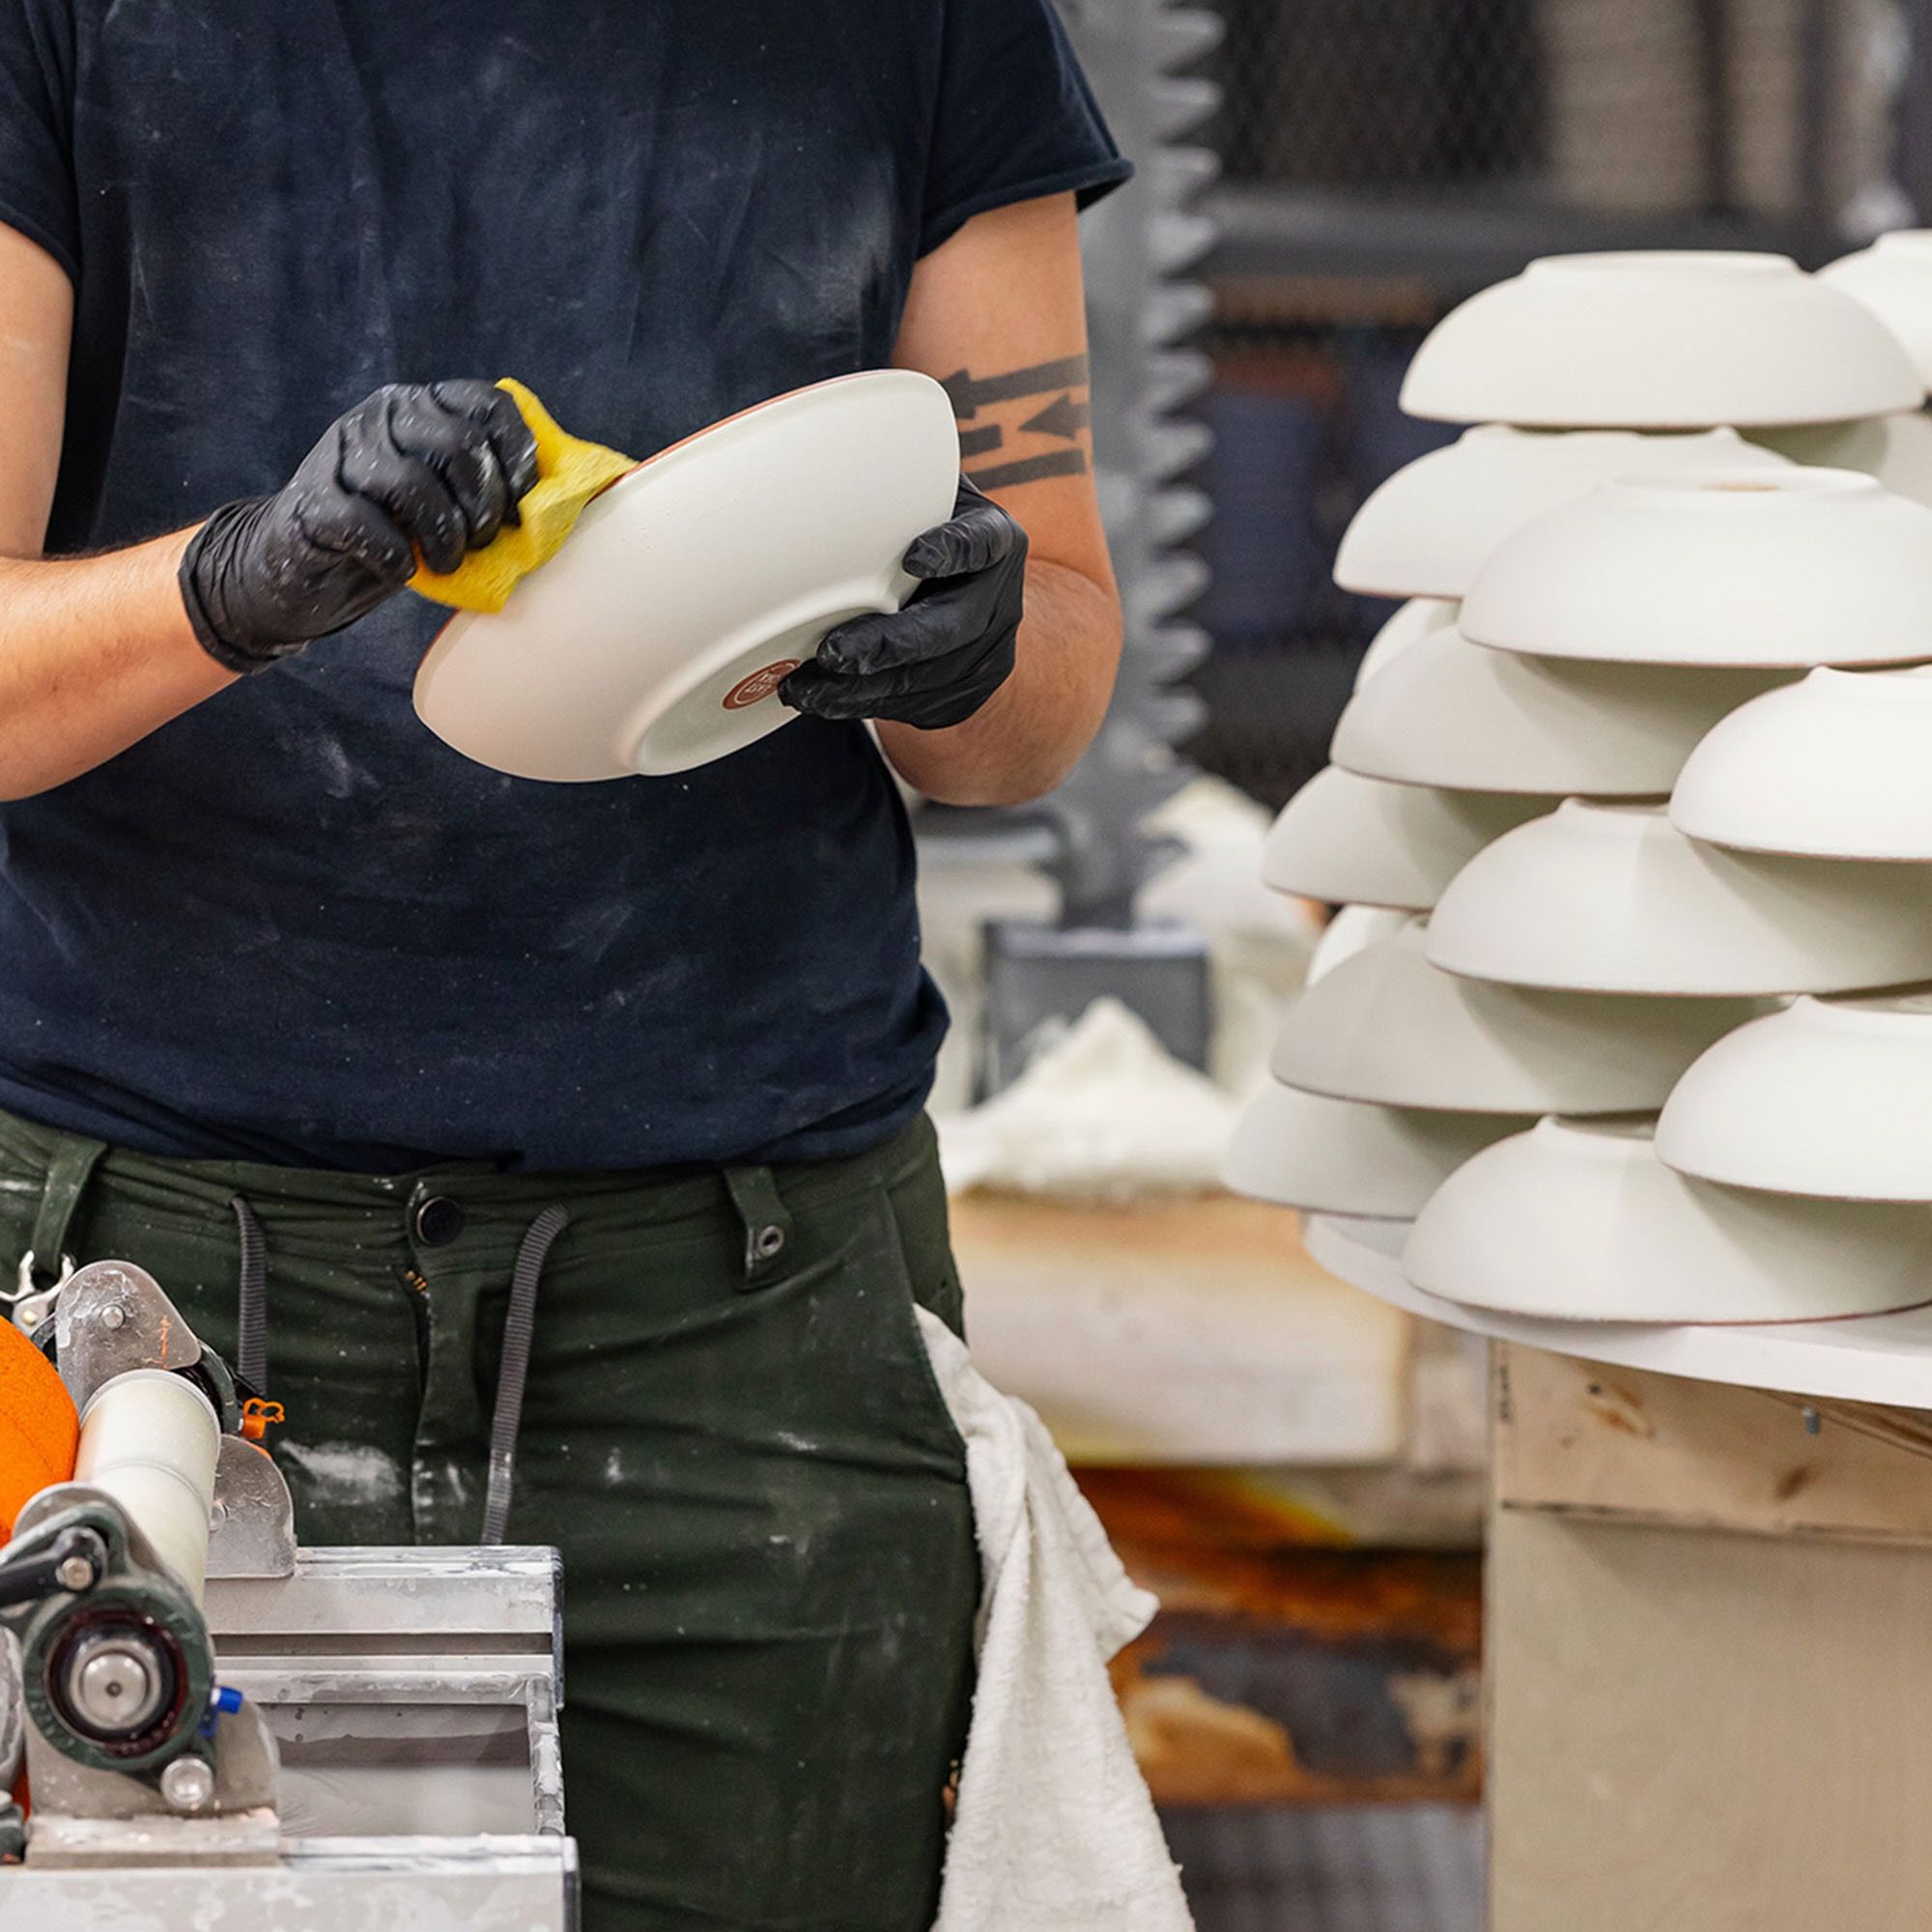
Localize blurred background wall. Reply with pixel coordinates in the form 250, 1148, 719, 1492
1186, 0, 1917, 812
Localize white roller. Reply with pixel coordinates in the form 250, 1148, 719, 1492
74, 1370, 221, 1605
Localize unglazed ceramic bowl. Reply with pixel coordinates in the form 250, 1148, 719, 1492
1747, 411, 1932, 510
1329, 625, 1788, 796
415, 371, 960, 779
1671, 667, 1932, 860
1306, 905, 1410, 984
1262, 768, 1548, 912
1819, 231, 1932, 389
1354, 597, 1458, 689
1428, 801, 1932, 996
1315, 1213, 1412, 1260
1404, 1116, 1932, 1321
1461, 468, 1932, 668
1222, 1080, 1529, 1220
1270, 916, 1763, 1115
1657, 991, 1932, 1201
1334, 425, 1788, 599
1400, 250, 1920, 428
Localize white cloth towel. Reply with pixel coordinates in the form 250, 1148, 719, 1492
917, 1307, 1194, 1932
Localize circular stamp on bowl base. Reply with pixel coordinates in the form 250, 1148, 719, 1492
723, 660, 802, 711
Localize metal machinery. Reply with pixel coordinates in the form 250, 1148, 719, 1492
975, 0, 1223, 1094
0, 1261, 576, 1927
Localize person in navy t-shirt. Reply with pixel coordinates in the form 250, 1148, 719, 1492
0, 4, 1129, 1924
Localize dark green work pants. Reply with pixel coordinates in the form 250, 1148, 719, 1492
0, 1106, 979, 1931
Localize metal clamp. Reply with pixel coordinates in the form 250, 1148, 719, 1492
5, 1250, 74, 1335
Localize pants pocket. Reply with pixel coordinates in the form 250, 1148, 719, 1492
867, 1177, 972, 1474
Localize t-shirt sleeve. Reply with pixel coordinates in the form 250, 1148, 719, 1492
921, 0, 1133, 258
0, 0, 77, 279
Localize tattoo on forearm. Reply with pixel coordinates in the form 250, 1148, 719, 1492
968, 449, 1089, 490
945, 354, 1094, 491
1021, 394, 1090, 439
942, 355, 1091, 418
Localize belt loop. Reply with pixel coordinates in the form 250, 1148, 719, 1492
722, 1166, 794, 1288
24, 1130, 108, 1289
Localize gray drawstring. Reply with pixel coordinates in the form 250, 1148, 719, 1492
231, 1194, 269, 1392
231, 1189, 565, 1545
482, 1206, 571, 1546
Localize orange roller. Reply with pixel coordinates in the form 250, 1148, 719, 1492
0, 1320, 77, 1540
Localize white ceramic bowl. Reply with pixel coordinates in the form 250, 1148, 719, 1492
1222, 1080, 1530, 1220
1354, 598, 1458, 690
1404, 1117, 1932, 1322
1747, 412, 1932, 510
1315, 1213, 1412, 1260
1428, 801, 1932, 996
1657, 991, 1932, 1201
1334, 425, 1788, 599
1400, 250, 1920, 428
1819, 232, 1932, 389
1306, 905, 1410, 984
1271, 916, 1763, 1114
1262, 768, 1548, 912
1330, 625, 1787, 796
1461, 468, 1932, 668
415, 371, 960, 779
1671, 667, 1932, 861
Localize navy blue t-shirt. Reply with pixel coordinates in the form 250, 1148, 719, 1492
0, 1, 1127, 1170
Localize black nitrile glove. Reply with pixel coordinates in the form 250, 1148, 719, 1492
179, 381, 541, 674
781, 476, 1026, 729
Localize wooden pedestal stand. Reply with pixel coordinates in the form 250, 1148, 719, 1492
1311, 1216, 1932, 1931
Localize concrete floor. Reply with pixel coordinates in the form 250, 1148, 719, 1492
1164, 1804, 1483, 1932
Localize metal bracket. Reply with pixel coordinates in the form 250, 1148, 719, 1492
53, 1263, 204, 1412
207, 1435, 298, 1582
24, 1695, 281, 1867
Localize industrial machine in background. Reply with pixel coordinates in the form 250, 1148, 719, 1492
0, 1261, 574, 1926
952, 0, 1223, 1096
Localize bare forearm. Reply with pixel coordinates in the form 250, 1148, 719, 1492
3, 212, 542, 803
0, 531, 232, 799
878, 557, 1121, 807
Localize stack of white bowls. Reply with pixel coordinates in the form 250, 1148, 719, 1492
1230, 246, 1932, 1327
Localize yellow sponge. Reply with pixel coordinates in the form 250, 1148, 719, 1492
409, 379, 637, 615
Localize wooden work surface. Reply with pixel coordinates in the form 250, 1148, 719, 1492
950, 1191, 1412, 1465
